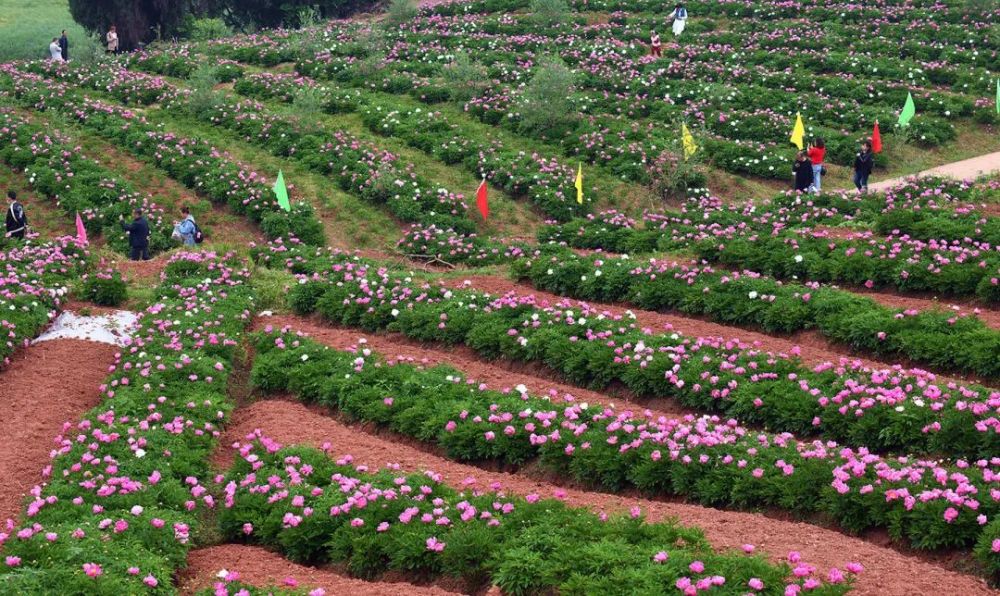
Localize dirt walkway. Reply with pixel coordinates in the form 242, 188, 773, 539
217, 399, 997, 596
868, 151, 1000, 192
0, 339, 117, 523
179, 545, 457, 595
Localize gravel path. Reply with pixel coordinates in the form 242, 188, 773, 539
868, 151, 1000, 192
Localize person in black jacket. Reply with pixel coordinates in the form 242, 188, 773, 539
792, 151, 814, 192
853, 140, 874, 193
59, 30, 69, 61
5, 190, 27, 240
122, 208, 151, 260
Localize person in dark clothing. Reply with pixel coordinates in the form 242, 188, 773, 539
122, 208, 151, 260
5, 190, 27, 240
59, 30, 69, 61
853, 140, 874, 193
792, 151, 814, 192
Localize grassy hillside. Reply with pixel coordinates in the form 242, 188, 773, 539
0, 0, 94, 61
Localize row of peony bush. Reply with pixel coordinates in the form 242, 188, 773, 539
0, 62, 326, 246
151, 73, 514, 264
0, 105, 172, 254
0, 238, 89, 366
538, 208, 1000, 304
0, 251, 254, 592
253, 239, 1000, 460
228, 70, 593, 223
251, 327, 1000, 573
512, 247, 1000, 378
218, 429, 857, 595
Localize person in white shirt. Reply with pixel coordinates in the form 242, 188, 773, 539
49, 38, 64, 61
669, 3, 688, 36
106, 25, 119, 54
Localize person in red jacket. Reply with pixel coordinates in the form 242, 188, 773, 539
807, 137, 825, 194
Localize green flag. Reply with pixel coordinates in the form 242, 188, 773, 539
273, 170, 290, 212
898, 92, 916, 127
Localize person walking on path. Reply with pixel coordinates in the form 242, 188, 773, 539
106, 25, 119, 54
5, 191, 27, 240
59, 30, 68, 61
650, 31, 662, 57
49, 38, 63, 61
175, 206, 197, 246
853, 140, 875, 194
669, 3, 688, 36
807, 137, 825, 193
121, 208, 150, 261
793, 151, 814, 192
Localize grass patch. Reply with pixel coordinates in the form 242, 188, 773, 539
144, 106, 403, 251
0, 0, 97, 62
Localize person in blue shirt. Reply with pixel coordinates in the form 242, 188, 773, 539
177, 206, 196, 246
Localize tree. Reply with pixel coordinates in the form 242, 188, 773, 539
69, 0, 189, 50
217, 0, 377, 31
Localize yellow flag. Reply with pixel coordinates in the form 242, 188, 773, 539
790, 112, 805, 150
575, 163, 583, 204
682, 123, 698, 160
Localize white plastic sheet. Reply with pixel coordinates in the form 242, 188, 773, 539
33, 311, 140, 347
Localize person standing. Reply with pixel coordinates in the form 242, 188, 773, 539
853, 140, 874, 194
669, 3, 688, 36
175, 206, 197, 246
59, 30, 69, 61
650, 31, 662, 58
807, 137, 826, 193
121, 208, 151, 261
5, 191, 28, 240
793, 151, 814, 193
106, 25, 119, 54
49, 38, 63, 61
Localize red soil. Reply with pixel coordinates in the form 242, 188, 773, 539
850, 287, 1000, 330
0, 339, 117, 523
217, 399, 997, 596
113, 255, 168, 283
258, 314, 695, 420
179, 544, 457, 595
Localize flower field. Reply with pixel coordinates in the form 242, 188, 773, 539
0, 0, 998, 594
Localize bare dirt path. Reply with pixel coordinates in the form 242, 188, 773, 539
179, 544, 458, 595
217, 399, 998, 596
868, 151, 1000, 192
0, 339, 117, 523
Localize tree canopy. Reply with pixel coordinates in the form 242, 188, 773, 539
69, 0, 190, 49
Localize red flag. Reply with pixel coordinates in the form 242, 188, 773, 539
75, 212, 88, 244
476, 179, 489, 221
872, 120, 883, 154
